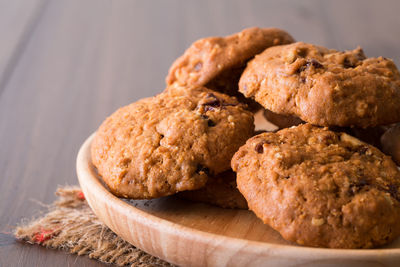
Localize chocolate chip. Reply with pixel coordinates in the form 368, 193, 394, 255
284, 175, 290, 179
207, 119, 216, 127
300, 77, 307, 83
255, 143, 264, 153
200, 114, 209, 120
195, 165, 210, 176
194, 62, 203, 71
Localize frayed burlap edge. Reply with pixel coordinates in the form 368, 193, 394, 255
14, 186, 174, 267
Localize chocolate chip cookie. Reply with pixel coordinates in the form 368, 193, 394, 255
92, 85, 254, 199
239, 42, 400, 127
166, 27, 295, 110
177, 170, 248, 209
231, 123, 400, 248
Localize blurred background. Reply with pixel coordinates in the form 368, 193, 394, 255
1, 0, 399, 265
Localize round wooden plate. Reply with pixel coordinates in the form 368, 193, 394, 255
76, 113, 400, 267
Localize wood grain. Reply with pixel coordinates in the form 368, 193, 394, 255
1, 0, 400, 266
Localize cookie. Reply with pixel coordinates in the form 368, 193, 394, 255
92, 85, 254, 199
263, 109, 303, 129
381, 123, 400, 165
177, 170, 247, 209
239, 42, 400, 127
166, 27, 295, 110
231, 124, 400, 248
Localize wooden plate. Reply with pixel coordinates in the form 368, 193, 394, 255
76, 113, 400, 267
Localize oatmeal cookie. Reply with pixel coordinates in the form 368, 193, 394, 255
166, 27, 295, 110
92, 86, 254, 199
239, 42, 400, 127
232, 124, 400, 248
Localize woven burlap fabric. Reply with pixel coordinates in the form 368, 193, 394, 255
14, 186, 174, 267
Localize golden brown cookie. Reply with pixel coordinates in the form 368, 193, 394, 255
166, 27, 295, 110
381, 123, 400, 165
177, 170, 248, 209
239, 42, 400, 127
92, 85, 254, 199
232, 124, 400, 248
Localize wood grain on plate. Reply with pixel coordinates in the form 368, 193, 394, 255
77, 115, 400, 267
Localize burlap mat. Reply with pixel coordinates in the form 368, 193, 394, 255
14, 186, 174, 267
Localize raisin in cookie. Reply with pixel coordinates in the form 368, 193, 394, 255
231, 124, 400, 248
239, 42, 400, 127
166, 27, 295, 110
92, 85, 254, 199
177, 170, 248, 209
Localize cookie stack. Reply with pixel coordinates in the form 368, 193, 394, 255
91, 27, 400, 249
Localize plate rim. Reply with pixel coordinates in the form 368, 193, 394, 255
77, 133, 400, 264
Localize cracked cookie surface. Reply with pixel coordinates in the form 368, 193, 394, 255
166, 27, 294, 110
92, 85, 254, 199
239, 42, 400, 127
231, 124, 400, 248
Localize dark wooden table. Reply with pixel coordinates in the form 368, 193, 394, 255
1, 0, 399, 266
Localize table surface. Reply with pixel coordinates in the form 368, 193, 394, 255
0, 0, 399, 266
